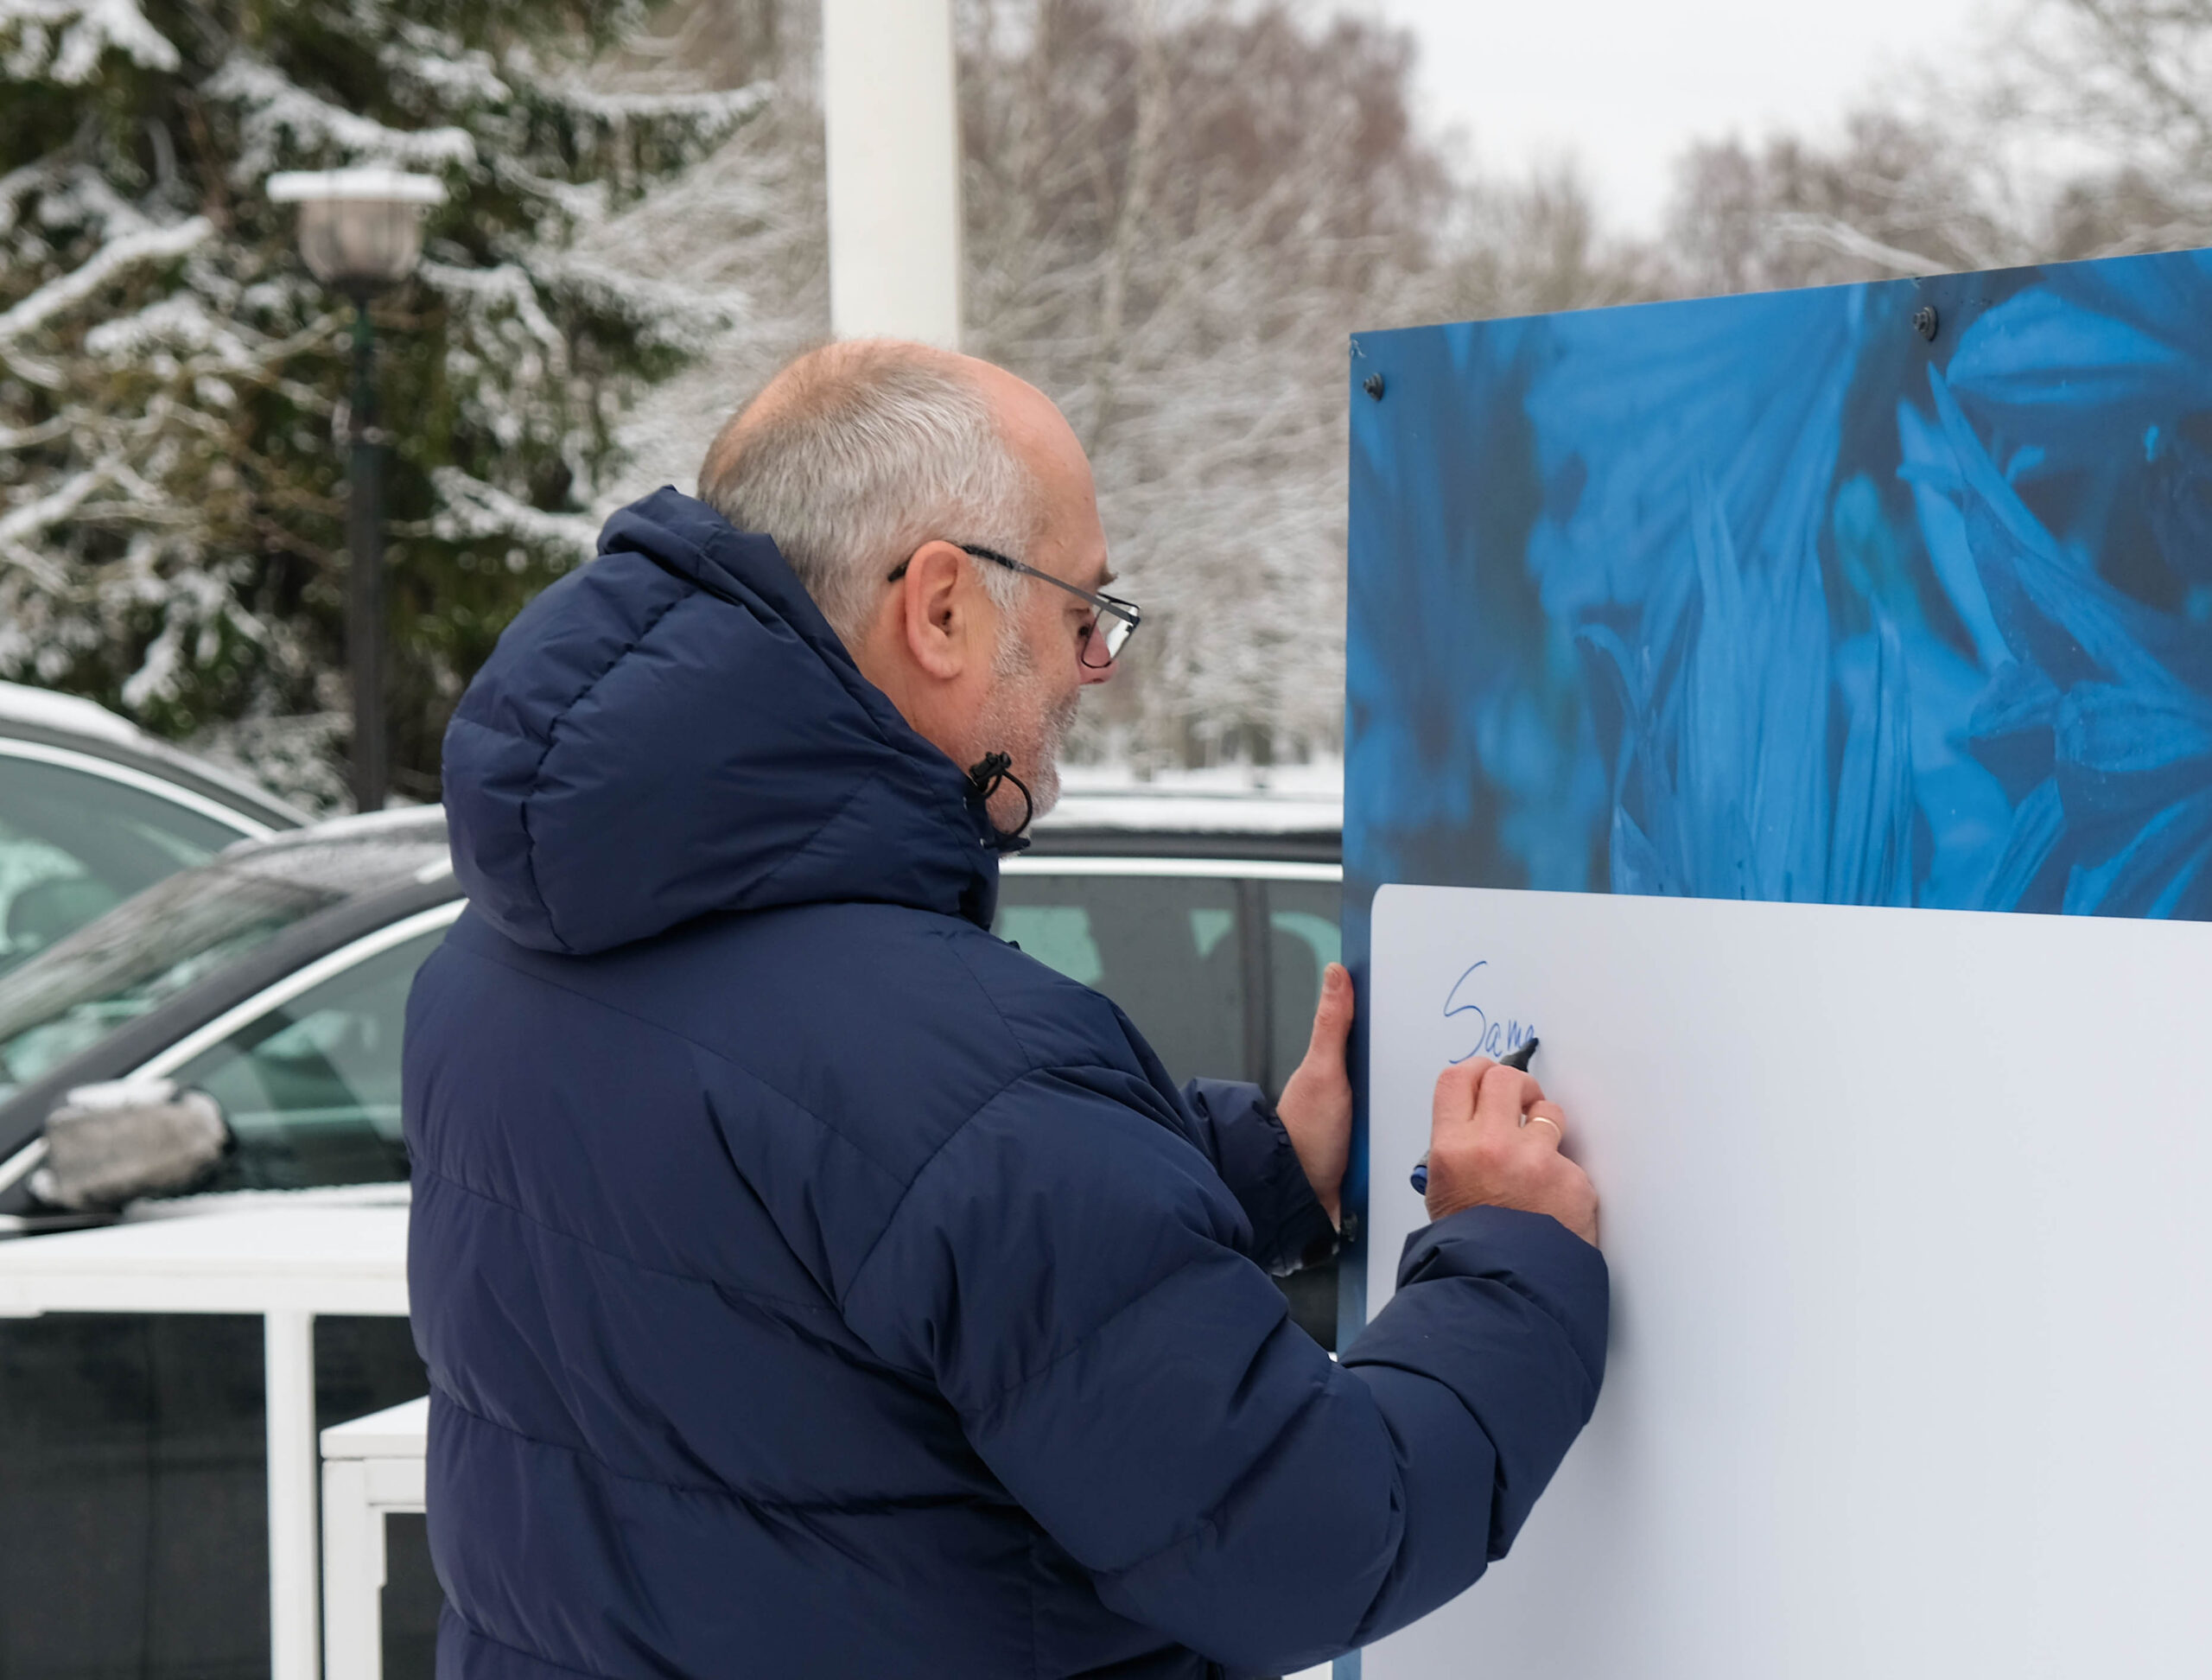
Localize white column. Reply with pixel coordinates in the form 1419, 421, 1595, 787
265, 1310, 320, 1680
820, 0, 963, 347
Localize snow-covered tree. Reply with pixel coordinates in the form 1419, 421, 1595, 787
590, 0, 829, 510
1661, 114, 2030, 296
954, 0, 1652, 770
956, 0, 1436, 769
0, 0, 766, 803
1650, 0, 2212, 297
1992, 0, 2212, 257
0, 0, 1644, 795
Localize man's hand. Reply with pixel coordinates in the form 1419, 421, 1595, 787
1276, 962, 1353, 1227
1424, 1059, 1599, 1246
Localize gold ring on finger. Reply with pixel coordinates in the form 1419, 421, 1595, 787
1523, 1114, 1562, 1141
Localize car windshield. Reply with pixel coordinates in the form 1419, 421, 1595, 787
0, 817, 448, 1098
0, 751, 257, 977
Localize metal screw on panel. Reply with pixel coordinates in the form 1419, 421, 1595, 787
1913, 306, 1939, 341
1363, 373, 1386, 400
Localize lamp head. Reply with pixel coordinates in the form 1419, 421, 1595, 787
268, 169, 445, 295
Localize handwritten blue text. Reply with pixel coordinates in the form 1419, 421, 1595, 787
1442, 961, 1537, 1065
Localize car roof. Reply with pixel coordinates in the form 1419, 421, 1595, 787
0, 681, 150, 745
0, 681, 309, 832
1027, 762, 1342, 863
212, 804, 452, 892
186, 770, 1345, 869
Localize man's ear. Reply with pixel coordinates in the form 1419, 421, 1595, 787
897, 539, 984, 681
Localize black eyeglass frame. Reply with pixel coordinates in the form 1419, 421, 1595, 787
887, 544, 1141, 669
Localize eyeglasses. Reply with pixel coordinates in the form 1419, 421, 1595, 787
887, 544, 1141, 670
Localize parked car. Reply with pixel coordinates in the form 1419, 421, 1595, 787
0, 681, 304, 977
0, 768, 1342, 1679
0, 807, 455, 1219
0, 768, 1344, 1249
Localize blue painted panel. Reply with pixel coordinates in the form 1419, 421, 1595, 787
1347, 251, 2212, 927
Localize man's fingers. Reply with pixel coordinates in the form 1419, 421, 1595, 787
1305, 963, 1353, 1065
1472, 1063, 1543, 1134
1524, 1099, 1567, 1149
1432, 1058, 1491, 1131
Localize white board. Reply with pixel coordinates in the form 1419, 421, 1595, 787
1363, 885, 2212, 1679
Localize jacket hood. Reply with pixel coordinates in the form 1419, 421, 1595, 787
442, 488, 1001, 955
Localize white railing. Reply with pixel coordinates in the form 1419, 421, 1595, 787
321, 1395, 429, 1680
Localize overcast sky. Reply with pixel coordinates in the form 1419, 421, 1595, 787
1357, 0, 2003, 235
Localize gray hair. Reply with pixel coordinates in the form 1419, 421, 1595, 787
695, 341, 1038, 645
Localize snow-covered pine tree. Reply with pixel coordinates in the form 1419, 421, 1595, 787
0, 0, 766, 804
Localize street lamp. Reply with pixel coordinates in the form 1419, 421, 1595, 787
268, 168, 445, 812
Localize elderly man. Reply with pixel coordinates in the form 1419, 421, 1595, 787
405, 341, 1605, 1679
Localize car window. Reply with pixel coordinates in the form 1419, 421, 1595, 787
993, 874, 1248, 1087
0, 870, 341, 1099
0, 824, 447, 1103
170, 928, 447, 1193
1266, 880, 1343, 1097
0, 753, 249, 976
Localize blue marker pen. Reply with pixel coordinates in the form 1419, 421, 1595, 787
1409, 1036, 1540, 1196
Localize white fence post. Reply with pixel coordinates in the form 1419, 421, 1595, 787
265, 1309, 320, 1680
320, 1455, 380, 1680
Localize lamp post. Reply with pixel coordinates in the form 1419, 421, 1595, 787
268, 169, 444, 812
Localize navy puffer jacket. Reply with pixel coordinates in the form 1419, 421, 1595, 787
405, 489, 1608, 1679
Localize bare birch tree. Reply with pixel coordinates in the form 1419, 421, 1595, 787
957, 0, 1644, 769
1658, 0, 2212, 296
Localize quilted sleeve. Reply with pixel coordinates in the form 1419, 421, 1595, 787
1179, 1077, 1338, 1276
838, 1066, 1608, 1673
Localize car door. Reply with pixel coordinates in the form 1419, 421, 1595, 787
133, 904, 462, 1193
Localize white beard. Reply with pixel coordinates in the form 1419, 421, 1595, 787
976, 632, 1078, 824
